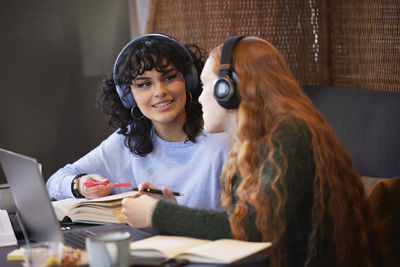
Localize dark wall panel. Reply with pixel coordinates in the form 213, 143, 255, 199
0, 0, 131, 180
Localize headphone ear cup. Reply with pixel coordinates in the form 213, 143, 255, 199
185, 64, 199, 92
115, 83, 135, 109
213, 71, 240, 109
214, 36, 244, 109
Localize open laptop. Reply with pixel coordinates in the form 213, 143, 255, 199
0, 148, 66, 245
0, 147, 154, 249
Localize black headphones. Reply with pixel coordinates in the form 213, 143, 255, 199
213, 36, 245, 109
113, 33, 199, 109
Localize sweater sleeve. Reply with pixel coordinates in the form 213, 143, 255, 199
46, 131, 125, 200
152, 199, 233, 240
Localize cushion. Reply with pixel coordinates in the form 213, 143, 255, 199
367, 177, 400, 266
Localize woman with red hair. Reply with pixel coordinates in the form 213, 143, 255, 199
122, 36, 380, 267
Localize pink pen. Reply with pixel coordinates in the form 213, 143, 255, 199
83, 182, 132, 188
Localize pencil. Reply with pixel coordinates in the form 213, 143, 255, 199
130, 187, 184, 196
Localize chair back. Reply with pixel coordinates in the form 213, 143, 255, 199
368, 177, 400, 267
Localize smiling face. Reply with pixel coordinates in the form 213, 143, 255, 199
199, 56, 236, 134
130, 64, 187, 133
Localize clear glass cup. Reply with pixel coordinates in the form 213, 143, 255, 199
21, 241, 64, 267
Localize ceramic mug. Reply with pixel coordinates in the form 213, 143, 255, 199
86, 231, 131, 267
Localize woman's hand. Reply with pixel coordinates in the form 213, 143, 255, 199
78, 174, 113, 199
122, 195, 158, 228
134, 181, 177, 203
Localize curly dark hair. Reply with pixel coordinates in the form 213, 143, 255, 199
97, 35, 207, 156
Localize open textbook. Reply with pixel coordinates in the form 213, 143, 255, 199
130, 235, 271, 264
51, 191, 136, 224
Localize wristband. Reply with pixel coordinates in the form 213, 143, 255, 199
71, 173, 87, 198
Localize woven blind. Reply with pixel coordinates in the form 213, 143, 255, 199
145, 0, 400, 92
145, 0, 329, 86
330, 0, 400, 92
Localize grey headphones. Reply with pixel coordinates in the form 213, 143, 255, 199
213, 36, 244, 109
113, 33, 199, 109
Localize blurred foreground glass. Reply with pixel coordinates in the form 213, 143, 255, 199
21, 241, 63, 267
86, 231, 131, 267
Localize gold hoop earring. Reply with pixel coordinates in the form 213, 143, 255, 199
187, 91, 193, 104
130, 105, 144, 120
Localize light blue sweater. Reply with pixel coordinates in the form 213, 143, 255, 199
46, 130, 231, 209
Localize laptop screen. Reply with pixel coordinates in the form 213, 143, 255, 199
0, 148, 64, 243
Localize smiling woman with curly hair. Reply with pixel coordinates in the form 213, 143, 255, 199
46, 34, 231, 211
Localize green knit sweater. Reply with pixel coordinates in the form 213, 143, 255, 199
151, 118, 315, 265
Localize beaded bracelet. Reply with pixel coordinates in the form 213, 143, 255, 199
71, 173, 87, 198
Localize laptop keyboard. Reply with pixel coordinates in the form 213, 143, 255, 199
63, 229, 94, 249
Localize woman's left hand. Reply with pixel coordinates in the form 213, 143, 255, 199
121, 195, 158, 228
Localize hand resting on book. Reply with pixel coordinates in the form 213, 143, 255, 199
122, 182, 178, 228
122, 195, 158, 228
78, 174, 114, 199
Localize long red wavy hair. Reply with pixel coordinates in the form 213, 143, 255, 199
212, 37, 378, 266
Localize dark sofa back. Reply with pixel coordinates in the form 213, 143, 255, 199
302, 85, 400, 178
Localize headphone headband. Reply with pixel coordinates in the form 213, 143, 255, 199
113, 33, 198, 109
213, 36, 245, 109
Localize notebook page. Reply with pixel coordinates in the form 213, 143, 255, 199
0, 209, 17, 247
179, 239, 271, 263
130, 235, 209, 259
